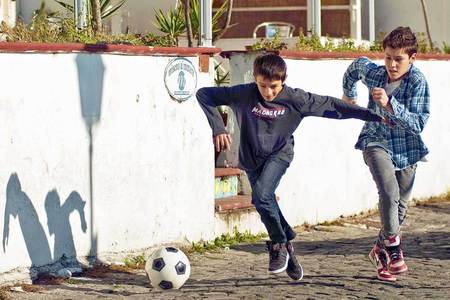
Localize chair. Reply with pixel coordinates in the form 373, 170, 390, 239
252, 22, 296, 38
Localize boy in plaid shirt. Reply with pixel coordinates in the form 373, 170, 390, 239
342, 27, 430, 281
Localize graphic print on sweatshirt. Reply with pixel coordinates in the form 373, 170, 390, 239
251, 102, 286, 119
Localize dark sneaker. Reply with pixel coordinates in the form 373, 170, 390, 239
285, 241, 303, 281
368, 242, 396, 282
266, 241, 289, 274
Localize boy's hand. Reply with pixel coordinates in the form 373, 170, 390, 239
214, 133, 232, 152
372, 88, 394, 113
342, 94, 357, 105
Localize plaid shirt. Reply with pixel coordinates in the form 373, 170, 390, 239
343, 57, 430, 169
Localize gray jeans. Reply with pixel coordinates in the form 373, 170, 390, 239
363, 146, 417, 240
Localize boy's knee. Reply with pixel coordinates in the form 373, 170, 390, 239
252, 185, 273, 202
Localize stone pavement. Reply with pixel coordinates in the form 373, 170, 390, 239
3, 200, 450, 299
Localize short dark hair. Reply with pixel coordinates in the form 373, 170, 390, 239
382, 26, 418, 57
253, 53, 287, 81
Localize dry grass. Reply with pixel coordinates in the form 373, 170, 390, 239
309, 191, 450, 229
0, 287, 11, 300
414, 192, 450, 207
20, 284, 44, 293
310, 208, 379, 229
82, 264, 135, 279
0, 284, 44, 298
33, 274, 65, 285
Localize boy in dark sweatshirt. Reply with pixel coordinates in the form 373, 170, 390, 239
197, 53, 385, 281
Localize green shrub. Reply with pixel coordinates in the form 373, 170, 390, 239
295, 31, 327, 51
248, 33, 287, 51
249, 30, 449, 54
0, 16, 174, 46
54, 0, 127, 25
190, 228, 268, 253
442, 42, 450, 54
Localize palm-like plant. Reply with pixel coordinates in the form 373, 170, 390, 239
153, 0, 236, 47
185, 0, 231, 40
153, 8, 186, 46
54, 0, 126, 27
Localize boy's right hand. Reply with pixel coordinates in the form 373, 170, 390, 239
214, 133, 232, 152
342, 94, 358, 105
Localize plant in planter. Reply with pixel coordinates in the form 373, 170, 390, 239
247, 33, 287, 51
153, 7, 186, 46
54, 0, 127, 27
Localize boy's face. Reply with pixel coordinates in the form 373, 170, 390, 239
384, 46, 416, 82
255, 75, 285, 102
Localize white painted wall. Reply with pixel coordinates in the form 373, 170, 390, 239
0, 52, 215, 275
229, 53, 450, 226
1, 49, 449, 279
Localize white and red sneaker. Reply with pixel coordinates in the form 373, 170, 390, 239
369, 242, 396, 282
384, 235, 408, 275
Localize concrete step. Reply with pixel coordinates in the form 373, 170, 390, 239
215, 195, 280, 213
214, 167, 242, 178
214, 195, 264, 236
215, 195, 253, 212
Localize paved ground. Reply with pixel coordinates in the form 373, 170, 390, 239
2, 200, 450, 299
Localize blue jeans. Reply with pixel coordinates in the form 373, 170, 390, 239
363, 146, 417, 241
246, 156, 295, 243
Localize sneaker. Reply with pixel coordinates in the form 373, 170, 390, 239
368, 242, 396, 282
384, 236, 408, 275
285, 241, 303, 281
266, 241, 289, 274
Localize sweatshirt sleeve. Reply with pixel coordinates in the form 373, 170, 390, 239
292, 88, 383, 122
196, 86, 238, 136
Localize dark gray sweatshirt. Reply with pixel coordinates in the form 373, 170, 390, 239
197, 83, 383, 171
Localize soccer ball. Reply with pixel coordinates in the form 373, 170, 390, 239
145, 246, 191, 290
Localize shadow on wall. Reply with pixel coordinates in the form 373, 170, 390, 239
75, 53, 104, 261
1, 54, 105, 277
45, 190, 87, 262
3, 174, 52, 267
3, 173, 88, 276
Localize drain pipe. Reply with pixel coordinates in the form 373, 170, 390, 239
74, 0, 88, 30
307, 0, 321, 36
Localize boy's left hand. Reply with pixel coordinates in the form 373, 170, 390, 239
214, 133, 232, 152
372, 87, 394, 114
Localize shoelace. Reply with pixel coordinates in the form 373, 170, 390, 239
267, 243, 281, 259
387, 245, 401, 261
286, 242, 294, 254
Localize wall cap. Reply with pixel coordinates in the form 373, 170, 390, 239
0, 42, 221, 56
221, 49, 450, 61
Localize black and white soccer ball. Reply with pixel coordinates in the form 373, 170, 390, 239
145, 246, 191, 290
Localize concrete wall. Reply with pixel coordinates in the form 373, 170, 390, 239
1, 47, 449, 280
229, 52, 450, 226
0, 50, 215, 275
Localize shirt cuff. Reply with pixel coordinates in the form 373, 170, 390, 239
344, 89, 357, 99
387, 96, 401, 118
